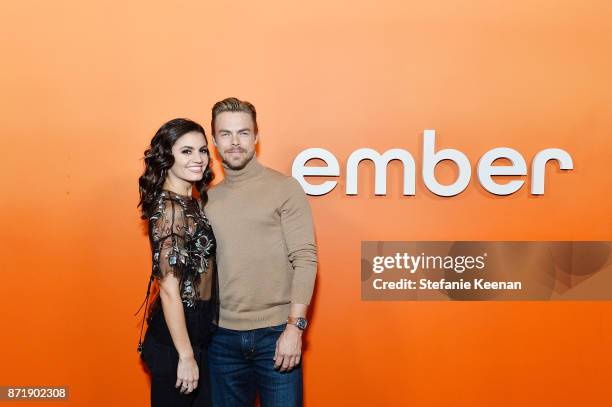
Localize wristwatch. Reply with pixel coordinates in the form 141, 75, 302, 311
287, 316, 308, 330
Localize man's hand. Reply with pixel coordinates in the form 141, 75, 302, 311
273, 324, 302, 372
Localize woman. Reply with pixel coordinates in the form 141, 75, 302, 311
135, 118, 217, 407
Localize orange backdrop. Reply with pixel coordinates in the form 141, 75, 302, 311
1, 1, 611, 406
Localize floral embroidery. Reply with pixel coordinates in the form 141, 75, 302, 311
149, 190, 216, 308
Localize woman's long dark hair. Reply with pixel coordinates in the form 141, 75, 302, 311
138, 118, 214, 219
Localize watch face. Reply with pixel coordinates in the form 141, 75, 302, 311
297, 318, 308, 330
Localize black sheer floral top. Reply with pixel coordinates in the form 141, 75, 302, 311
137, 189, 218, 351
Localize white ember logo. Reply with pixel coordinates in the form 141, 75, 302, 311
292, 130, 573, 197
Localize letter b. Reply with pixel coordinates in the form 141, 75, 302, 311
422, 130, 471, 196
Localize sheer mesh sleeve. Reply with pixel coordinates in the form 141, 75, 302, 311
149, 198, 192, 281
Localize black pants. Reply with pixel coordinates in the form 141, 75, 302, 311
141, 330, 212, 407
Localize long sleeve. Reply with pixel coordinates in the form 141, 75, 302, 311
280, 177, 318, 305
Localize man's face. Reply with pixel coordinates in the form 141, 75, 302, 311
213, 111, 258, 170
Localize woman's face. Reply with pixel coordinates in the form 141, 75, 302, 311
168, 131, 209, 183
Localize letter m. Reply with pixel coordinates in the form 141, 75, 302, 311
346, 148, 416, 196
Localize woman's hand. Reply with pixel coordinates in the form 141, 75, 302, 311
157, 274, 199, 395
175, 353, 199, 394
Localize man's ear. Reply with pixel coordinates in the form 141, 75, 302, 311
212, 134, 218, 147
254, 132, 259, 145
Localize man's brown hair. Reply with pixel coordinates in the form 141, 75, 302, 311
211, 97, 258, 136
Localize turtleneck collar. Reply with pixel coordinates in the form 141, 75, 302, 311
222, 156, 265, 187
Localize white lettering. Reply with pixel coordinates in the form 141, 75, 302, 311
291, 131, 573, 197
346, 148, 416, 195
531, 149, 574, 195
292, 148, 340, 196
477, 147, 527, 195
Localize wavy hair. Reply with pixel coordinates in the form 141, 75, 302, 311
138, 118, 213, 219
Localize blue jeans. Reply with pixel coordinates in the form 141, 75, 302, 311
208, 323, 303, 407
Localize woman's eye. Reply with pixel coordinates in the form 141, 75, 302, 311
182, 150, 191, 154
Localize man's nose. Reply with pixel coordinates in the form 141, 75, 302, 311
231, 133, 240, 146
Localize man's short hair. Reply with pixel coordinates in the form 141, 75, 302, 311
211, 97, 258, 135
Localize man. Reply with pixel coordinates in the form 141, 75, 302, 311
205, 97, 317, 407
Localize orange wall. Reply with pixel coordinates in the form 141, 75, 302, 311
1, 1, 611, 406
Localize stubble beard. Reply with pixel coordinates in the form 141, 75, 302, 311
223, 150, 256, 171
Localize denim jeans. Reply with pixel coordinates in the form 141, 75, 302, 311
208, 323, 303, 407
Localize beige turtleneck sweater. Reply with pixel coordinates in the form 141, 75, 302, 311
205, 158, 317, 330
